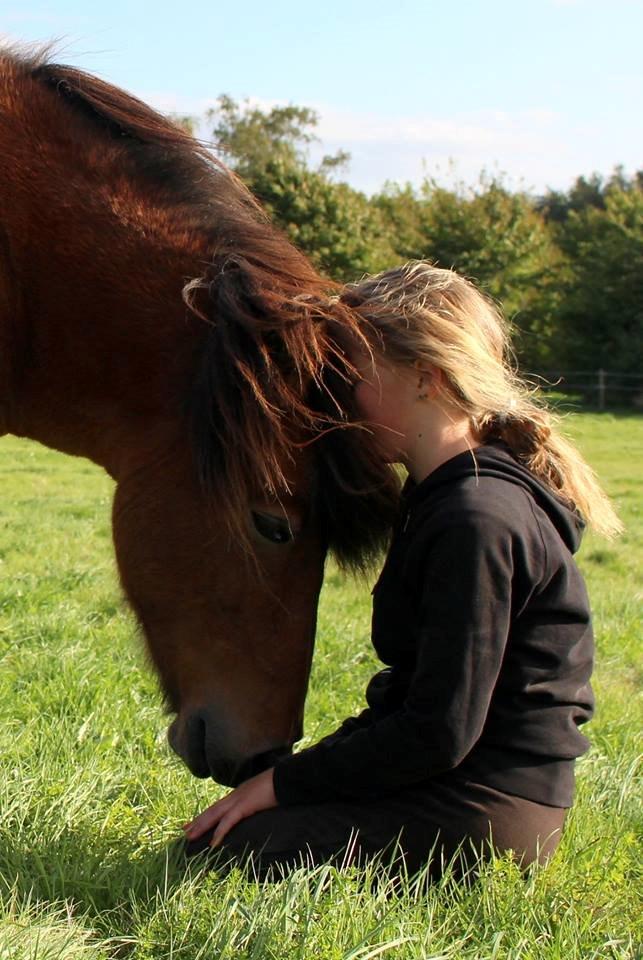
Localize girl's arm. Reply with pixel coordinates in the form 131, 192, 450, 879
273, 512, 515, 804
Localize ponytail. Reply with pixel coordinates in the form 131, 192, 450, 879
478, 408, 622, 538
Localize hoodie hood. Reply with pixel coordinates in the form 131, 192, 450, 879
404, 442, 585, 554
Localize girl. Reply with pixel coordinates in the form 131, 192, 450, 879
183, 261, 621, 879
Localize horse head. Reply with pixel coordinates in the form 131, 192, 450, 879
0, 47, 399, 786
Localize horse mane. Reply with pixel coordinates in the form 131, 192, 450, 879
12, 46, 400, 569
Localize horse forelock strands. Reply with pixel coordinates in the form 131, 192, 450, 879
185, 255, 400, 570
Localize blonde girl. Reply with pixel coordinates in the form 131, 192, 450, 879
183, 261, 620, 879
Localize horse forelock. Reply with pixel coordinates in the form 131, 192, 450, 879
184, 257, 400, 570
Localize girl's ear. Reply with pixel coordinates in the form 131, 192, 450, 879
415, 365, 443, 399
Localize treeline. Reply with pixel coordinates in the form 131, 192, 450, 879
179, 98, 643, 379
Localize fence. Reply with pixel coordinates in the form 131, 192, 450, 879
527, 370, 643, 410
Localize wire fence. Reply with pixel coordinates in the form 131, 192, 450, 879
526, 369, 643, 410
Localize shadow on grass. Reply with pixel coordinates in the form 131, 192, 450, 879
0, 826, 200, 934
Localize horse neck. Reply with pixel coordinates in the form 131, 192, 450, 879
1, 190, 204, 477
0, 60, 209, 476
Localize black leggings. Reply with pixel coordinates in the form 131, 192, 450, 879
184, 776, 567, 881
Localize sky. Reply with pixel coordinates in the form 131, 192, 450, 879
2, 0, 642, 195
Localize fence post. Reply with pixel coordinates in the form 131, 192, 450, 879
598, 368, 606, 410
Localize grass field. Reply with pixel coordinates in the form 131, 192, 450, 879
0, 413, 641, 959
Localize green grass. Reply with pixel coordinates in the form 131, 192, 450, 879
0, 413, 641, 959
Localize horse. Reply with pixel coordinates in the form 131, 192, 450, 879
0, 46, 398, 788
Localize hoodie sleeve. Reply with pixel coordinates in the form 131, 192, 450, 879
273, 512, 516, 804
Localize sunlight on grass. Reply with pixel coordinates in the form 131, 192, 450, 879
0, 416, 641, 958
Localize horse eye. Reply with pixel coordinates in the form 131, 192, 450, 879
251, 511, 295, 545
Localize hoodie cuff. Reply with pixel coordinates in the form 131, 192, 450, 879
272, 746, 337, 806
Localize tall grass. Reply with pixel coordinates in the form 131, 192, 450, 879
0, 413, 641, 959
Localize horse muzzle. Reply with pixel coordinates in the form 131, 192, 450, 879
167, 709, 294, 786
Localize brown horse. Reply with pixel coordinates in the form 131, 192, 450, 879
0, 46, 398, 787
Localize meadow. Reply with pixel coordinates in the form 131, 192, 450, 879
0, 412, 640, 959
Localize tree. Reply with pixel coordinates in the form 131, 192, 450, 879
209, 96, 343, 179
206, 96, 395, 280
537, 172, 606, 224
389, 175, 564, 369
552, 179, 643, 374
371, 182, 427, 262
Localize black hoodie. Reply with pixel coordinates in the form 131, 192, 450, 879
274, 443, 594, 808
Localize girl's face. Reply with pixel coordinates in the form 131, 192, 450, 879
348, 346, 415, 463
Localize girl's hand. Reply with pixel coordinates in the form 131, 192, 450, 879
182, 767, 277, 847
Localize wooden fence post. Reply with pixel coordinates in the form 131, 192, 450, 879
598, 368, 606, 410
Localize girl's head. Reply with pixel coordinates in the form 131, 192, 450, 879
342, 261, 522, 431
341, 261, 622, 538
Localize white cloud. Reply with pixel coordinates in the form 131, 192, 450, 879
141, 89, 637, 195
313, 104, 561, 153
282, 101, 575, 192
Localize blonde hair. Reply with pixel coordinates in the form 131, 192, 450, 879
341, 261, 622, 538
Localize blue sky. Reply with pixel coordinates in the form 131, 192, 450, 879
2, 0, 641, 194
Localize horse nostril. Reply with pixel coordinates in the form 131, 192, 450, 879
168, 713, 211, 779
170, 707, 295, 786
186, 714, 210, 778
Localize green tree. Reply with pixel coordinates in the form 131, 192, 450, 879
552, 179, 643, 374
209, 95, 343, 178
537, 172, 606, 224
207, 96, 394, 279
382, 175, 564, 368
371, 182, 427, 262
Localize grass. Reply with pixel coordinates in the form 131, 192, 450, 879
0, 412, 641, 959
